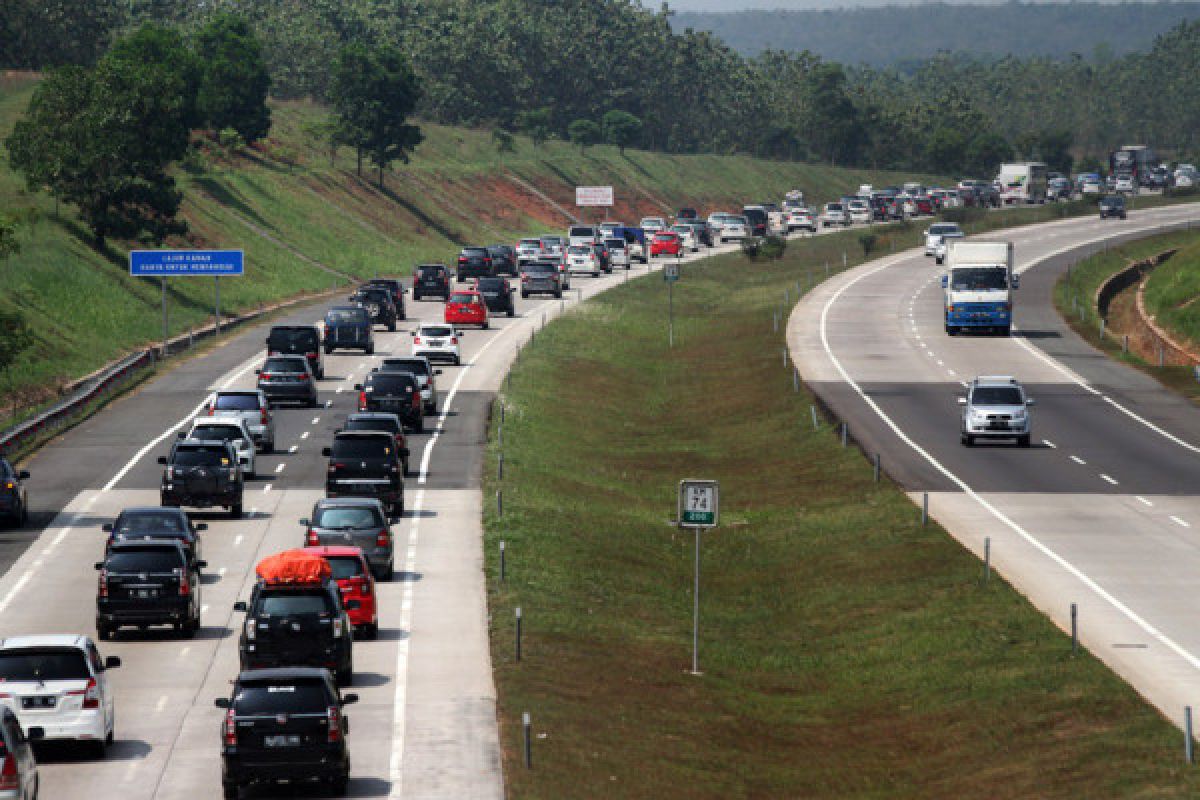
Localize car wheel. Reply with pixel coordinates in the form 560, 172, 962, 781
1018, 435, 1031, 448
92, 738, 108, 759
263, 438, 274, 454
97, 623, 115, 641
324, 344, 334, 354
507, 307, 515, 317
329, 774, 349, 796
388, 321, 397, 332
376, 562, 393, 582
222, 782, 240, 800
366, 342, 375, 355
482, 319, 489, 330
521, 291, 528, 299
363, 623, 379, 640
230, 501, 243, 519
961, 434, 973, 447
336, 661, 353, 687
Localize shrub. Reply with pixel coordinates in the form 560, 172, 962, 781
858, 232, 878, 257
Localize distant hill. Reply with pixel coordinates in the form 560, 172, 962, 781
671, 2, 1200, 65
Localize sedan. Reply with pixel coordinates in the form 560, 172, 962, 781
445, 290, 489, 329
649, 232, 683, 258
412, 324, 461, 365
475, 277, 516, 317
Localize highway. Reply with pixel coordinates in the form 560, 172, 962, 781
790, 202, 1200, 729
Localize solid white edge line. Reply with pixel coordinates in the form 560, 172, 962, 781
1170, 516, 1191, 529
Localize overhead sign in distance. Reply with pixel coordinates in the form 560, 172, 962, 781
678, 479, 718, 528
576, 186, 614, 207
130, 250, 244, 277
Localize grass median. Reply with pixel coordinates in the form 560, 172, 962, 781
483, 241, 1200, 797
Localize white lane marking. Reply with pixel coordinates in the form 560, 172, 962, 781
301, 431, 310, 440
1070, 455, 1086, 465
102, 397, 210, 491
233, 535, 244, 547
1136, 496, 1154, 507
817, 239, 1200, 679
1100, 474, 1118, 485
178, 647, 190, 658
155, 696, 168, 713
200, 604, 208, 614
1042, 439, 1056, 448
217, 352, 267, 390
274, 463, 285, 473
1171, 516, 1191, 529
263, 484, 272, 493
324, 400, 332, 408
218, 567, 228, 577
335, 387, 344, 394
288, 445, 298, 453
311, 417, 320, 425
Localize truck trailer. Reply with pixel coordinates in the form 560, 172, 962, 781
942, 241, 1017, 336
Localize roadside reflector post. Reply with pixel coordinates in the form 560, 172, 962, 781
498, 452, 504, 481
785, 287, 790, 305
515, 606, 523, 662
499, 541, 506, 583
921, 492, 928, 526
842, 250, 848, 268
497, 489, 503, 517
984, 537, 991, 584
523, 712, 533, 768
1187, 706, 1195, 764
773, 310, 779, 332
873, 453, 881, 483
1099, 318, 1106, 340
782, 347, 788, 368
793, 368, 799, 393
1160, 346, 1166, 367
1123, 335, 1129, 353
825, 261, 830, 277
841, 423, 848, 448
1071, 602, 1078, 655
810, 405, 819, 429
500, 404, 505, 424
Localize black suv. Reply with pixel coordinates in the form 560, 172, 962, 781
412, 264, 451, 301
234, 580, 357, 684
349, 286, 398, 332
159, 440, 245, 517
486, 244, 518, 276
342, 413, 410, 475
323, 306, 374, 354
355, 371, 424, 433
1099, 194, 1127, 220
323, 431, 405, 516
475, 276, 516, 317
216, 667, 357, 799
103, 506, 205, 564
257, 355, 319, 408
95, 540, 206, 639
266, 325, 324, 380
364, 278, 407, 320
742, 207, 769, 237
0, 457, 29, 527
457, 247, 494, 282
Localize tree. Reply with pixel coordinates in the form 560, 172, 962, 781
0, 310, 34, 394
602, 110, 642, 154
105, 23, 204, 130
195, 13, 272, 143
567, 119, 601, 151
0, 214, 18, 261
925, 126, 968, 174
332, 43, 424, 188
517, 108, 552, 147
964, 132, 1013, 177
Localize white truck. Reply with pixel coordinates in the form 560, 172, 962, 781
997, 162, 1047, 205
941, 241, 1017, 336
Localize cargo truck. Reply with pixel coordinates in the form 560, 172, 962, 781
998, 162, 1047, 205
941, 241, 1017, 335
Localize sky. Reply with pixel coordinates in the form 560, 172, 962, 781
670, 0, 1154, 9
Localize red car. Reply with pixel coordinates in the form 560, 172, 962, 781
913, 195, 935, 216
303, 545, 378, 639
650, 232, 682, 258
445, 290, 489, 329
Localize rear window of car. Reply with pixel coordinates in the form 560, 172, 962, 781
114, 511, 185, 533
267, 328, 319, 350
972, 387, 1022, 405
326, 556, 367, 580
190, 425, 242, 443
326, 308, 367, 324
0, 648, 90, 681
353, 289, 389, 302
365, 374, 415, 393
233, 680, 330, 715
461, 248, 488, 257
416, 267, 444, 279
380, 359, 429, 376
421, 325, 454, 336
173, 446, 230, 466
568, 227, 595, 237
449, 293, 478, 304
263, 358, 307, 373
106, 548, 184, 572
331, 436, 391, 459
567, 246, 590, 255
345, 417, 401, 437
604, 239, 625, 249
258, 592, 332, 616
313, 505, 383, 529
212, 393, 260, 411
654, 233, 675, 241
520, 239, 541, 247
523, 263, 554, 274
476, 278, 503, 290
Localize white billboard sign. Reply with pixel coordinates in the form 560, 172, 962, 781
575, 186, 614, 207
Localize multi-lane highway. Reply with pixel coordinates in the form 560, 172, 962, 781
791, 203, 1200, 728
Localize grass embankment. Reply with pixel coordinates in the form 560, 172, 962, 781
1054, 228, 1200, 403
484, 228, 1200, 798
0, 71, 936, 410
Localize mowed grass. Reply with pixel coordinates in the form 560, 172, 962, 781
484, 243, 1200, 798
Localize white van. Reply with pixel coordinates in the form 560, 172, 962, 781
568, 226, 599, 248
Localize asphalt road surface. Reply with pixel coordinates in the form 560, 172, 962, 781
791, 202, 1200, 729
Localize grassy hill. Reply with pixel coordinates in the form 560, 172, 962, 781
0, 71, 938, 411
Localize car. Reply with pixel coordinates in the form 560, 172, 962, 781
820, 203, 848, 228
590, 242, 613, 273
363, 278, 407, 320
786, 208, 816, 233
639, 217, 667, 236
411, 323, 461, 365
322, 306, 374, 355
95, 540, 206, 640
566, 245, 600, 277
516, 238, 544, 264
0, 634, 120, 757
621, 228, 648, 263
371, 357, 440, 414
650, 232, 683, 258
567, 225, 599, 248
959, 375, 1035, 447
412, 264, 452, 302
323, 430, 405, 515
741, 207, 769, 237
341, 412, 411, 474
1099, 195, 1127, 220
445, 289, 489, 329
0, 458, 29, 528
597, 221, 624, 240
348, 286, 398, 332
847, 200, 871, 225
266, 325, 324, 380
301, 498, 395, 582
256, 355, 319, 409
604, 237, 631, 269
303, 546, 379, 637
216, 667, 357, 798
474, 276, 516, 317
1047, 178, 1073, 202
102, 506, 206, 564
924, 223, 965, 258
456, 247, 495, 282
1114, 174, 1137, 195
355, 371, 423, 433
682, 221, 713, 248
0, 705, 41, 800
520, 261, 564, 298
715, 214, 749, 243
234, 553, 358, 684
203, 390, 275, 453
538, 235, 565, 258
670, 225, 699, 252
912, 195, 935, 216
1081, 178, 1104, 196
158, 439, 244, 517
185, 418, 257, 477
486, 244, 518, 276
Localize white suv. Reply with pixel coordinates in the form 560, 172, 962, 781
820, 203, 848, 228
186, 418, 257, 478
411, 324, 461, 366
959, 376, 1035, 447
0, 635, 120, 757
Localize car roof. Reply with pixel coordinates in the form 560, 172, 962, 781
236, 667, 332, 683
332, 429, 395, 440
314, 496, 386, 510
116, 505, 189, 516
176, 438, 233, 449
0, 634, 88, 650
109, 538, 186, 551
972, 375, 1020, 386
346, 412, 403, 422
303, 545, 367, 558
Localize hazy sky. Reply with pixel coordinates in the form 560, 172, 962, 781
671, 0, 1148, 9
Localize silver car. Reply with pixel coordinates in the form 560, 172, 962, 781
203, 390, 276, 453
186, 418, 257, 477
959, 375, 1035, 447
0, 706, 40, 800
301, 498, 395, 580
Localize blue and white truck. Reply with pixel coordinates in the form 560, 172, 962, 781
941, 241, 1017, 336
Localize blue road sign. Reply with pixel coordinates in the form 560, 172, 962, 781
130, 250, 244, 276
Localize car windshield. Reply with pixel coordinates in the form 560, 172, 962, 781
972, 387, 1023, 405
326, 556, 367, 580
951, 268, 1008, 291
263, 358, 306, 373
416, 267, 443, 279
326, 309, 366, 324
449, 293, 478, 304
365, 374, 414, 394
212, 393, 259, 411
114, 511, 185, 533
106, 549, 183, 572
654, 233, 674, 241
0, 649, 90, 682
331, 437, 391, 459
233, 681, 329, 714
353, 289, 388, 303
173, 446, 229, 467
267, 329, 318, 350
826, 204, 843, 211
258, 592, 331, 616
190, 425, 241, 443
344, 417, 401, 435
568, 228, 594, 237
421, 326, 453, 337
1102, 197, 1124, 206
313, 506, 382, 529
568, 246, 590, 255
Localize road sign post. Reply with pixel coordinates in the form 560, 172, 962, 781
575, 186, 613, 224
130, 250, 244, 354
664, 261, 679, 347
678, 479, 719, 675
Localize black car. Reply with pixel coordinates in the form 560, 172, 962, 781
412, 264, 451, 301
103, 506, 206, 564
520, 261, 564, 298
323, 306, 374, 354
372, 356, 440, 414
684, 221, 713, 247
158, 440, 244, 517
323, 431, 405, 516
1099, 195, 1127, 219
266, 325, 324, 380
0, 457, 29, 527
216, 667, 357, 799
742, 207, 769, 237
95, 540, 206, 639
486, 245, 518, 276
234, 579, 357, 684
256, 355, 319, 408
591, 243, 613, 274
475, 276, 516, 317
677, 207, 699, 221
456, 247, 494, 282
341, 412, 410, 475
348, 286, 398, 332
364, 278, 407, 320
355, 371, 423, 433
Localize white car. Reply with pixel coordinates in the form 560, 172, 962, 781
924, 223, 964, 257
567, 225, 599, 248
1081, 180, 1103, 196
539, 235, 564, 258
566, 245, 600, 277
1176, 172, 1196, 189
411, 323, 461, 366
516, 238, 543, 264
640, 217, 667, 235
714, 215, 749, 242
186, 418, 257, 478
0, 634, 120, 756
1114, 175, 1137, 194
786, 209, 816, 233
847, 201, 871, 225
820, 203, 848, 228
670, 225, 699, 252
604, 238, 631, 269
203, 389, 275, 453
